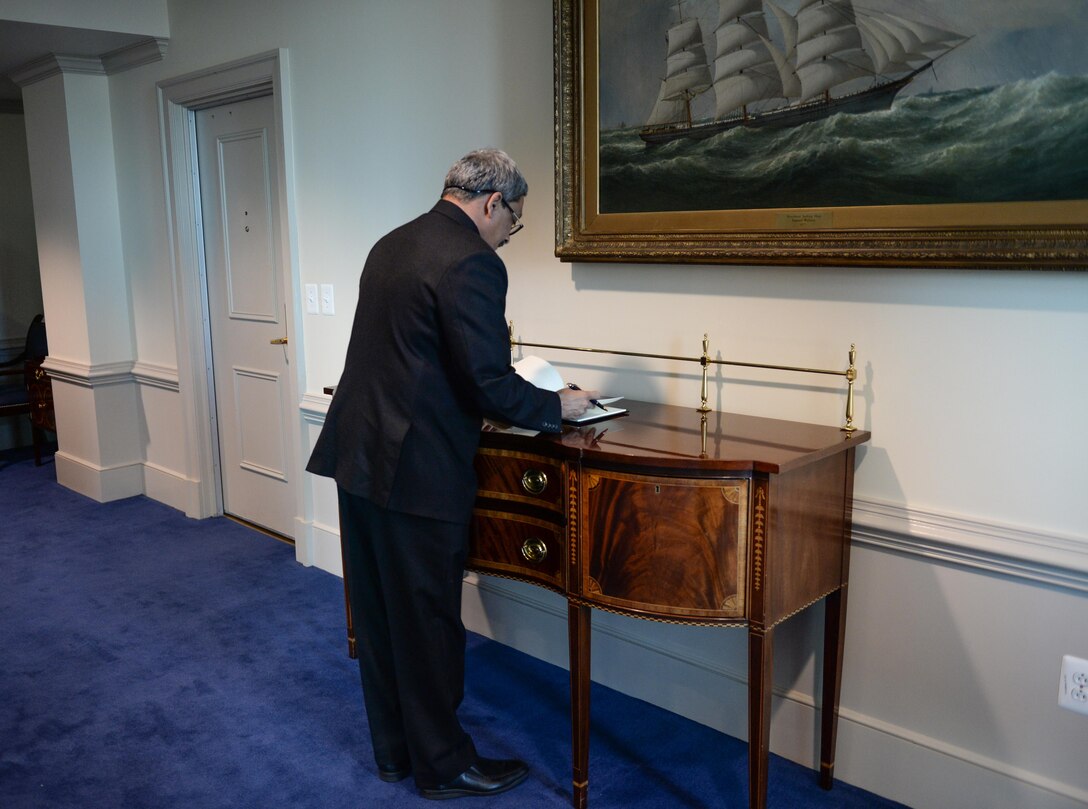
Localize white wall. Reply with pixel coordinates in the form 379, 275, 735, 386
0, 0, 168, 36
27, 0, 1088, 807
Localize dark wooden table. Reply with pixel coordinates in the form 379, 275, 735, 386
468, 400, 870, 809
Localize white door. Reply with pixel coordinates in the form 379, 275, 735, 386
196, 96, 296, 537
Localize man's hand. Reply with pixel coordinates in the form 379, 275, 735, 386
558, 387, 600, 419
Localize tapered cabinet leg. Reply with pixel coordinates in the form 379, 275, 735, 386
820, 587, 848, 789
569, 603, 591, 809
748, 625, 774, 809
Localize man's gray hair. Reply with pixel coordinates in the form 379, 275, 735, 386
443, 148, 528, 203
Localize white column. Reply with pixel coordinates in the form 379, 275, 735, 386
19, 61, 143, 501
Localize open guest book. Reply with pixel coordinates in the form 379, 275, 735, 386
513, 355, 627, 425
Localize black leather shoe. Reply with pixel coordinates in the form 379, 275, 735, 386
419, 757, 529, 800
377, 762, 412, 783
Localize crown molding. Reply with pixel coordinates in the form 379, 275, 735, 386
10, 54, 105, 88
101, 37, 169, 74
10, 37, 168, 88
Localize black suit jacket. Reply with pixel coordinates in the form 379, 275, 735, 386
307, 200, 561, 524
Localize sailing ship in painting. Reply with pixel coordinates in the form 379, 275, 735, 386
640, 0, 969, 144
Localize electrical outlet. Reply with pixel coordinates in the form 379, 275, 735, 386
1059, 655, 1088, 716
304, 284, 319, 314
320, 283, 335, 315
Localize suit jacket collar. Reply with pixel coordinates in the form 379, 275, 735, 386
432, 198, 480, 236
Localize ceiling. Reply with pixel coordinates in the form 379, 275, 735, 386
0, 19, 149, 103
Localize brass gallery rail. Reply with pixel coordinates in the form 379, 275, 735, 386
508, 325, 859, 432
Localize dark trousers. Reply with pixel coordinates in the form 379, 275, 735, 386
337, 487, 478, 787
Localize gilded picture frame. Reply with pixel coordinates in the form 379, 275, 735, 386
554, 0, 1088, 269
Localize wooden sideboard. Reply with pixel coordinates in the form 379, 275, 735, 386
468, 400, 870, 809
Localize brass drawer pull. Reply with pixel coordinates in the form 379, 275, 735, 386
521, 469, 548, 495
520, 538, 548, 564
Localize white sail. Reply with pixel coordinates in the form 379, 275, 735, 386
716, 39, 775, 78
761, 34, 801, 99
793, 0, 874, 100
797, 1, 855, 43
797, 51, 873, 100
856, 16, 911, 73
711, 0, 785, 118
885, 13, 966, 48
796, 25, 863, 69
855, 11, 966, 74
667, 18, 702, 57
646, 84, 689, 126
645, 3, 713, 127
765, 0, 798, 57
715, 12, 768, 56
718, 0, 763, 26
714, 71, 782, 119
662, 61, 712, 99
666, 45, 708, 78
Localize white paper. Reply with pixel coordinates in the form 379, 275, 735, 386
513, 356, 627, 424
513, 355, 566, 391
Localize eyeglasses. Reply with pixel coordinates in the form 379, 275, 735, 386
497, 197, 524, 236
445, 186, 524, 236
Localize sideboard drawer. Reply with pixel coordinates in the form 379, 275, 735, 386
469, 509, 564, 592
474, 448, 565, 512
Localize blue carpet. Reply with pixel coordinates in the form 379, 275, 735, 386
0, 449, 907, 808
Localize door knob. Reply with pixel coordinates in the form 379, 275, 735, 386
270, 337, 288, 345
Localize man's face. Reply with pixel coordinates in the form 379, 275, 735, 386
482, 194, 524, 250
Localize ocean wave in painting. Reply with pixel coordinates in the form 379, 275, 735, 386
598, 73, 1088, 212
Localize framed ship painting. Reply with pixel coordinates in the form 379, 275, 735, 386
554, 0, 1088, 268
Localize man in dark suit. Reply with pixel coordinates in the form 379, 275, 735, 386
307, 149, 595, 800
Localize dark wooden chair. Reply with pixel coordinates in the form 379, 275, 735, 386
0, 315, 54, 465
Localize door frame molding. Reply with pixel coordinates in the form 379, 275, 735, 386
157, 50, 304, 535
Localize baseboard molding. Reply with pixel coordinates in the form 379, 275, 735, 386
54, 453, 202, 515
460, 573, 1088, 809
142, 461, 199, 515
307, 519, 342, 575
54, 451, 144, 503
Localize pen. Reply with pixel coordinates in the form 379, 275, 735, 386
567, 382, 607, 411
